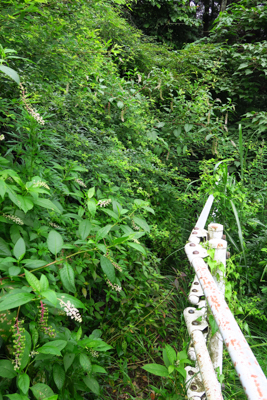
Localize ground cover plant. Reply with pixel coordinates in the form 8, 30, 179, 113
0, 0, 267, 399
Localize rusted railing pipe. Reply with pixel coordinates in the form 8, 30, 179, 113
191, 256, 267, 400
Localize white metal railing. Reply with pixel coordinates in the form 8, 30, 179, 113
184, 195, 267, 400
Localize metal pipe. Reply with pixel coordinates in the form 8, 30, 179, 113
192, 330, 223, 400
191, 256, 267, 400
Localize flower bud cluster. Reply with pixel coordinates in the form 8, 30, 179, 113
33, 180, 50, 190
30, 350, 39, 358
12, 318, 26, 371
49, 222, 60, 228
3, 214, 24, 225
75, 178, 87, 188
0, 134, 4, 141
131, 220, 140, 231
97, 199, 111, 207
20, 83, 45, 125
38, 301, 56, 337
59, 299, 82, 323
105, 275, 122, 292
133, 239, 140, 244
88, 348, 99, 358
105, 251, 122, 273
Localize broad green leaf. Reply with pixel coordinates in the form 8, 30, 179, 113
142, 206, 155, 214
18, 373, 30, 394
177, 350, 188, 361
16, 196, 34, 213
100, 208, 119, 220
142, 364, 169, 377
0, 360, 17, 378
91, 364, 107, 374
78, 338, 103, 348
96, 244, 107, 253
128, 242, 146, 256
34, 198, 61, 213
163, 348, 171, 369
184, 123, 193, 133
83, 376, 100, 395
95, 224, 112, 242
6, 395, 28, 400
53, 364, 65, 390
47, 230, 63, 255
87, 198, 96, 216
165, 344, 176, 365
40, 275, 49, 291
112, 236, 129, 245
175, 366, 187, 379
9, 266, 21, 276
79, 353, 92, 372
0, 65, 20, 84
59, 263, 76, 293
132, 217, 150, 232
100, 256, 115, 283
0, 292, 35, 311
31, 329, 39, 348
76, 326, 82, 340
63, 353, 75, 372
0, 180, 6, 198
24, 270, 41, 292
79, 220, 91, 240
208, 314, 219, 337
117, 101, 124, 109
168, 365, 175, 374
0, 238, 11, 256
43, 397, 58, 400
30, 383, 54, 400
23, 259, 47, 269
38, 340, 67, 356
87, 187, 95, 198
41, 290, 57, 306
20, 330, 31, 369
13, 238, 26, 260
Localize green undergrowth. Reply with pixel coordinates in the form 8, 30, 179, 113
0, 0, 267, 399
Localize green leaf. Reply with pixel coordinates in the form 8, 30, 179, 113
83, 376, 100, 395
6, 395, 28, 400
47, 230, 64, 255
63, 353, 75, 372
0, 238, 11, 256
208, 314, 219, 337
128, 242, 146, 256
132, 217, 150, 232
168, 365, 175, 374
79, 220, 91, 240
38, 340, 67, 356
79, 353, 92, 372
163, 349, 171, 369
184, 123, 193, 133
53, 364, 65, 391
96, 224, 112, 242
142, 364, 169, 377
9, 266, 21, 276
18, 373, 30, 394
177, 350, 187, 361
34, 198, 61, 213
142, 206, 155, 214
87, 187, 95, 198
117, 101, 124, 109
0, 360, 17, 378
30, 383, 54, 400
0, 180, 6, 198
40, 275, 49, 291
87, 198, 96, 216
100, 256, 115, 283
25, 270, 41, 292
91, 364, 107, 374
16, 196, 34, 213
165, 344, 176, 365
59, 263, 76, 293
100, 208, 119, 220
78, 338, 103, 348
0, 292, 35, 311
31, 329, 39, 348
41, 290, 58, 306
20, 330, 31, 369
13, 238, 26, 260
0, 65, 20, 84
175, 366, 187, 379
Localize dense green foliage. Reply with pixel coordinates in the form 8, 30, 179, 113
0, 0, 267, 399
